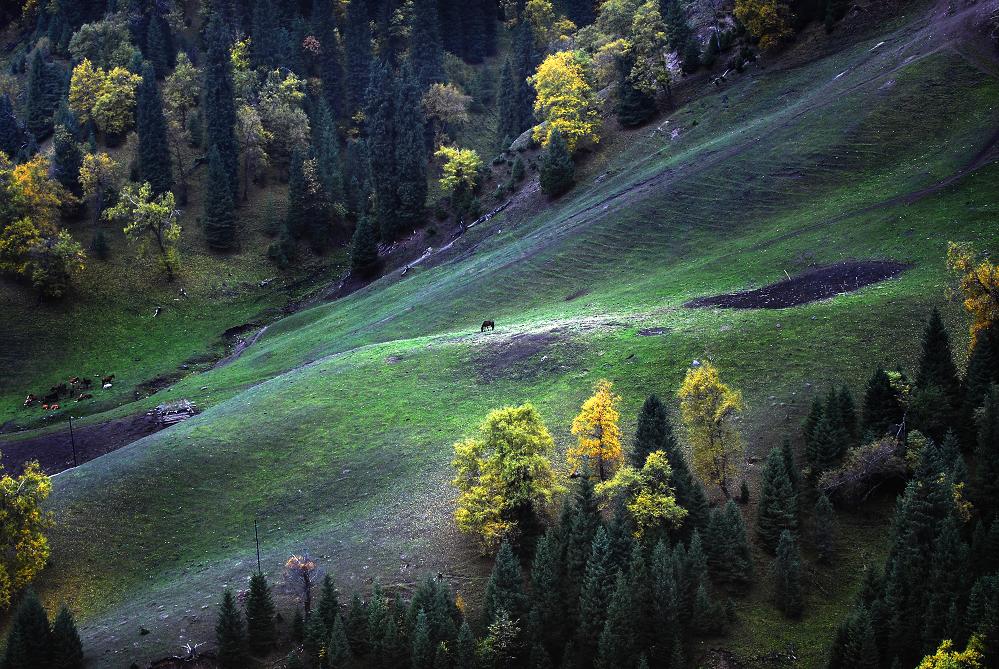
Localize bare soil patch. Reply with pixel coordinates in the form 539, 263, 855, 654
638, 327, 671, 336
473, 332, 566, 382
0, 411, 162, 475
684, 260, 909, 309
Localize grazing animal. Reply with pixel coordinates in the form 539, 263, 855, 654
23, 394, 37, 407
49, 404, 60, 411
102, 374, 115, 385
41, 404, 49, 411
69, 376, 80, 384
481, 320, 495, 332
55, 382, 69, 397
76, 393, 93, 402
81, 378, 93, 389
43, 390, 60, 403
103, 383, 113, 390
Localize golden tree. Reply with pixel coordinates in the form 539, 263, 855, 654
0, 458, 54, 611
734, 0, 793, 50
569, 379, 623, 481
529, 50, 601, 151
69, 59, 141, 135
452, 404, 561, 551
917, 636, 984, 669
595, 450, 687, 537
678, 362, 745, 498
947, 241, 999, 348
434, 146, 482, 196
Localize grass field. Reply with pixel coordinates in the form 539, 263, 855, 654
2, 2, 998, 666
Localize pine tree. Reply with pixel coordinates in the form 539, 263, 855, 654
539, 128, 574, 198
803, 395, 824, 461
574, 527, 614, 663
814, 493, 836, 563
512, 19, 536, 135
497, 59, 520, 148
50, 605, 84, 669
838, 386, 860, 447
344, 0, 373, 117
649, 541, 680, 664
811, 409, 846, 473
530, 531, 565, 656
410, 0, 445, 88
973, 385, 999, 518
287, 149, 309, 238
756, 446, 798, 551
216, 590, 246, 669
251, 0, 279, 70
312, 2, 345, 121
145, 13, 173, 78
366, 60, 399, 239
680, 531, 709, 622
922, 513, 969, 644
615, 52, 656, 127
52, 124, 82, 195
24, 49, 55, 137
412, 608, 433, 669
706, 501, 753, 585
203, 13, 239, 201
317, 574, 340, 631
292, 608, 306, 642
328, 614, 351, 668
2, 591, 52, 668
774, 530, 803, 618
631, 394, 677, 467
345, 593, 368, 655
204, 145, 238, 250
670, 450, 710, 535
828, 607, 878, 669
350, 215, 379, 274
304, 609, 329, 665
913, 309, 963, 440
661, 0, 691, 51
315, 102, 345, 205
562, 474, 601, 622
690, 582, 722, 635
0, 94, 26, 157
780, 438, 799, 491
395, 63, 428, 232
963, 327, 999, 445
137, 62, 173, 194
861, 367, 903, 439
595, 571, 636, 669
626, 544, 656, 660
245, 572, 277, 655
482, 541, 528, 629
455, 621, 476, 669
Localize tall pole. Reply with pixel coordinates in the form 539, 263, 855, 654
68, 415, 78, 467
254, 517, 261, 575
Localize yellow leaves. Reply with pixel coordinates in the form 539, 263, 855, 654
69, 59, 141, 135
231, 37, 251, 72
11, 154, 67, 231
0, 217, 43, 275
434, 146, 482, 195
917, 636, 984, 669
0, 459, 54, 609
947, 241, 998, 349
530, 51, 601, 151
79, 152, 120, 198
569, 379, 623, 481
678, 362, 745, 497
595, 450, 687, 537
734, 0, 793, 50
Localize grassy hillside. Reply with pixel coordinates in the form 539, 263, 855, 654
3, 2, 998, 666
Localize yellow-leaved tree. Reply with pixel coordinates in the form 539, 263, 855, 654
678, 362, 745, 498
917, 636, 984, 669
529, 50, 601, 151
452, 404, 561, 552
569, 379, 623, 481
734, 0, 793, 51
79, 151, 121, 227
0, 457, 54, 611
104, 182, 182, 281
69, 59, 141, 135
947, 241, 998, 349
595, 450, 687, 537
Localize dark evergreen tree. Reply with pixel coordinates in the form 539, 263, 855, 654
530, 531, 565, 656
303, 611, 328, 666
539, 129, 574, 198
245, 572, 277, 655
313, 2, 345, 121
137, 62, 173, 194
574, 527, 613, 665
437, 0, 463, 55
967, 573, 999, 661
626, 544, 656, 661
317, 573, 340, 632
922, 513, 969, 645
328, 614, 351, 668
861, 367, 903, 439
455, 621, 476, 669
838, 386, 860, 447
631, 394, 677, 467
690, 582, 724, 635
52, 125, 82, 195
561, 0, 595, 27
974, 386, 999, 518
366, 60, 399, 239
681, 38, 700, 73
595, 571, 636, 669
145, 13, 173, 77
679, 532, 709, 622
649, 541, 680, 664
315, 102, 345, 205
780, 438, 799, 491
50, 605, 84, 669
412, 608, 433, 669
814, 493, 836, 563
345, 593, 369, 656
292, 608, 305, 642
803, 395, 824, 461
350, 215, 379, 274
203, 13, 239, 201
482, 541, 528, 629
811, 400, 848, 473
615, 53, 656, 127
286, 148, 309, 238
562, 475, 601, 624
410, 0, 445, 88
827, 607, 878, 669
395, 63, 428, 232
251, 0, 279, 70
0, 94, 26, 157
662, 0, 691, 51
706, 501, 753, 585
963, 327, 999, 445
670, 450, 710, 535
497, 59, 521, 148
756, 445, 798, 551
912, 309, 963, 440
344, 0, 373, 117
2, 591, 51, 668
774, 530, 803, 618
216, 590, 246, 669
606, 503, 637, 574
24, 49, 56, 138
204, 145, 238, 250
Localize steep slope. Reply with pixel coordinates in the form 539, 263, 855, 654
8, 2, 999, 665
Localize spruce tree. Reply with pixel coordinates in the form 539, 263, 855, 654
967, 573, 999, 660
24, 49, 55, 138
303, 609, 329, 665
50, 605, 84, 669
313, 2, 345, 121
963, 327, 998, 445
482, 541, 528, 629
530, 531, 565, 656
690, 582, 723, 635
922, 513, 970, 644
626, 544, 656, 659
680, 531, 709, 621
0, 93, 26, 157
706, 501, 753, 585
649, 541, 680, 664
328, 614, 351, 668
204, 145, 238, 250
803, 395, 824, 462
343, 0, 373, 117
317, 573, 340, 631
145, 13, 173, 78
203, 13, 239, 201
539, 129, 574, 198
251, 0, 279, 70
631, 394, 677, 467
395, 63, 428, 232
3, 591, 52, 668
287, 148, 309, 238
345, 593, 368, 655
615, 52, 656, 128
574, 527, 614, 664
756, 446, 798, 551
913, 308, 963, 440
973, 385, 999, 518
350, 215, 379, 274
137, 62, 173, 194
291, 608, 305, 642
412, 608, 433, 669
511, 19, 536, 135
497, 59, 520, 149
595, 571, 637, 669
838, 386, 860, 447
52, 124, 82, 195
861, 367, 903, 439
410, 0, 445, 88
774, 530, 803, 618
216, 589, 246, 669
366, 60, 399, 239
315, 102, 345, 205
455, 621, 476, 669
563, 475, 601, 621
661, 0, 691, 51
562, 0, 596, 27
245, 572, 277, 655
814, 493, 836, 563
811, 409, 846, 473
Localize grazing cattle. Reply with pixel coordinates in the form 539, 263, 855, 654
43, 390, 60, 403
49, 404, 60, 411
103, 383, 113, 390
54, 382, 69, 397
69, 376, 80, 385
41, 404, 49, 411
481, 320, 495, 332
23, 394, 37, 407
76, 393, 93, 402
102, 374, 115, 385
81, 378, 93, 389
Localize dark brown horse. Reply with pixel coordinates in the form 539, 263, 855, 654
481, 320, 495, 332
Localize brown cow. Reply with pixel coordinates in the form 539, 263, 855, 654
481, 320, 495, 332
76, 393, 93, 402
102, 374, 115, 385
49, 403, 59, 411
80, 378, 93, 389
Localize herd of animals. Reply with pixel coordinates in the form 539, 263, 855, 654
23, 374, 115, 411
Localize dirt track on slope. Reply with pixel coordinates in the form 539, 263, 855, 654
685, 260, 909, 309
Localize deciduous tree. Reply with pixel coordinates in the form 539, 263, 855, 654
678, 362, 745, 498
569, 379, 623, 481
104, 182, 181, 280
529, 50, 600, 150
0, 461, 53, 611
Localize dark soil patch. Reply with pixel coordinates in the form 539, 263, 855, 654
565, 288, 589, 301
473, 332, 566, 382
0, 411, 162, 475
685, 260, 909, 309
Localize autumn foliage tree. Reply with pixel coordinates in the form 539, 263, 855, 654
595, 450, 687, 538
948, 241, 999, 350
734, 0, 793, 50
0, 458, 53, 612
569, 379, 624, 481
68, 59, 142, 136
452, 404, 561, 551
529, 50, 600, 151
104, 182, 182, 280
678, 362, 745, 498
